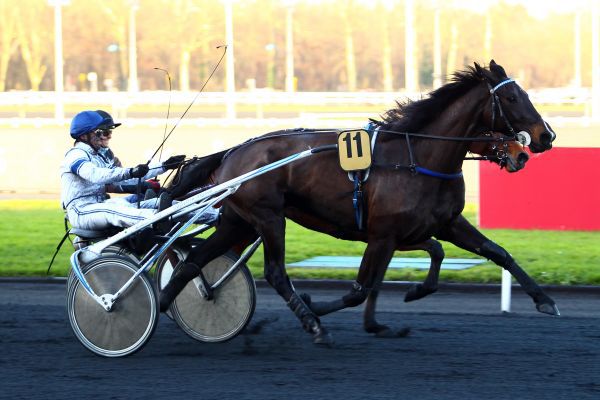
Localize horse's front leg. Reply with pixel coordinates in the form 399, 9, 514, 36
436, 215, 559, 316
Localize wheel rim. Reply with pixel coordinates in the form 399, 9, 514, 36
172, 254, 255, 342
67, 257, 158, 357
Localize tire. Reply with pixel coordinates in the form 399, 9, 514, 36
156, 245, 256, 343
66, 255, 159, 357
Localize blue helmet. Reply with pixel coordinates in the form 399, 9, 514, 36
70, 111, 104, 139
95, 109, 122, 129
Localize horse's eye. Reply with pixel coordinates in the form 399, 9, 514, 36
507, 95, 517, 103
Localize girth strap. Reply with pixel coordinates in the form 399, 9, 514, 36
352, 172, 365, 231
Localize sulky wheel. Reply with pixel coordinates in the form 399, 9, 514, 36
66, 255, 159, 357
155, 244, 256, 343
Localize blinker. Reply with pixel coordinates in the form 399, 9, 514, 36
516, 131, 531, 146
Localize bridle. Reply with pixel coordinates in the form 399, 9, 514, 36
486, 77, 535, 147
487, 78, 517, 137
464, 131, 513, 168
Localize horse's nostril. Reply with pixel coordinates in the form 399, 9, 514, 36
540, 132, 552, 147
518, 152, 529, 166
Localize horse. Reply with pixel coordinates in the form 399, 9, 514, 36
161, 60, 558, 344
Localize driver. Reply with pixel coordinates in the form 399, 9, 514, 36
60, 110, 184, 231
95, 109, 161, 203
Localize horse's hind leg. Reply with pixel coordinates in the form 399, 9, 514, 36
158, 207, 257, 312
305, 237, 396, 320
361, 240, 442, 338
436, 215, 559, 316
248, 208, 332, 345
403, 239, 445, 302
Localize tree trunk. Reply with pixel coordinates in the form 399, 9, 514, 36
0, 2, 17, 91
446, 22, 458, 78
404, 0, 419, 92
179, 48, 191, 91
16, 20, 47, 90
342, 2, 356, 91
381, 12, 393, 92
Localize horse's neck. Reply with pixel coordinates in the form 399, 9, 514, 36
416, 91, 485, 172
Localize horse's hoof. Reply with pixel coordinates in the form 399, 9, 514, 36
299, 292, 312, 306
375, 328, 397, 338
374, 327, 411, 338
313, 328, 334, 347
536, 302, 560, 316
396, 327, 411, 337
404, 284, 437, 302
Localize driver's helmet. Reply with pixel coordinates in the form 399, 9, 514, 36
70, 110, 104, 139
95, 110, 122, 130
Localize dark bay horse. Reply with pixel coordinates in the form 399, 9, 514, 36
161, 61, 558, 344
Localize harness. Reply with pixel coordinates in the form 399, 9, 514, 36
347, 78, 520, 230
169, 78, 521, 232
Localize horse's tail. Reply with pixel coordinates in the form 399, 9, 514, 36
166, 149, 229, 198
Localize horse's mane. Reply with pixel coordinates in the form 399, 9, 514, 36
374, 66, 484, 132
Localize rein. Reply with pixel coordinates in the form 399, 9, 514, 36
178, 78, 520, 185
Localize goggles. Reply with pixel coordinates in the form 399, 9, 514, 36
93, 129, 113, 138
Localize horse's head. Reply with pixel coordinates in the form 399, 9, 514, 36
469, 132, 529, 173
475, 60, 556, 153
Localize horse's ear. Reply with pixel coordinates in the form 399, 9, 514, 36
489, 60, 507, 78
474, 61, 493, 81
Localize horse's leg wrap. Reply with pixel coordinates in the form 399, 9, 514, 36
479, 240, 559, 315
342, 281, 369, 307
305, 281, 369, 316
479, 240, 512, 266
159, 262, 202, 312
287, 292, 322, 333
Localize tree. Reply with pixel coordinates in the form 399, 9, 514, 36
378, 0, 395, 91
0, 0, 18, 91
15, 0, 52, 90
341, 0, 357, 91
97, 0, 129, 90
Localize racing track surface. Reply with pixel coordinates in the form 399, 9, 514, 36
1, 281, 599, 400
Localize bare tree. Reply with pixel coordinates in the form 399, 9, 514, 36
341, 0, 357, 91
0, 0, 18, 91
378, 0, 394, 91
97, 0, 129, 90
15, 0, 52, 90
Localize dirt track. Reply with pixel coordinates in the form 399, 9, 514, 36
1, 281, 599, 400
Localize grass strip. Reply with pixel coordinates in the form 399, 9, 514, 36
0, 200, 598, 285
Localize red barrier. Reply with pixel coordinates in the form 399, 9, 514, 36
479, 147, 600, 231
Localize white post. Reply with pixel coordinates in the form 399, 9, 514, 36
50, 0, 67, 121
224, 0, 236, 119
592, 1, 600, 120
285, 4, 295, 92
501, 269, 512, 313
128, 0, 139, 92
